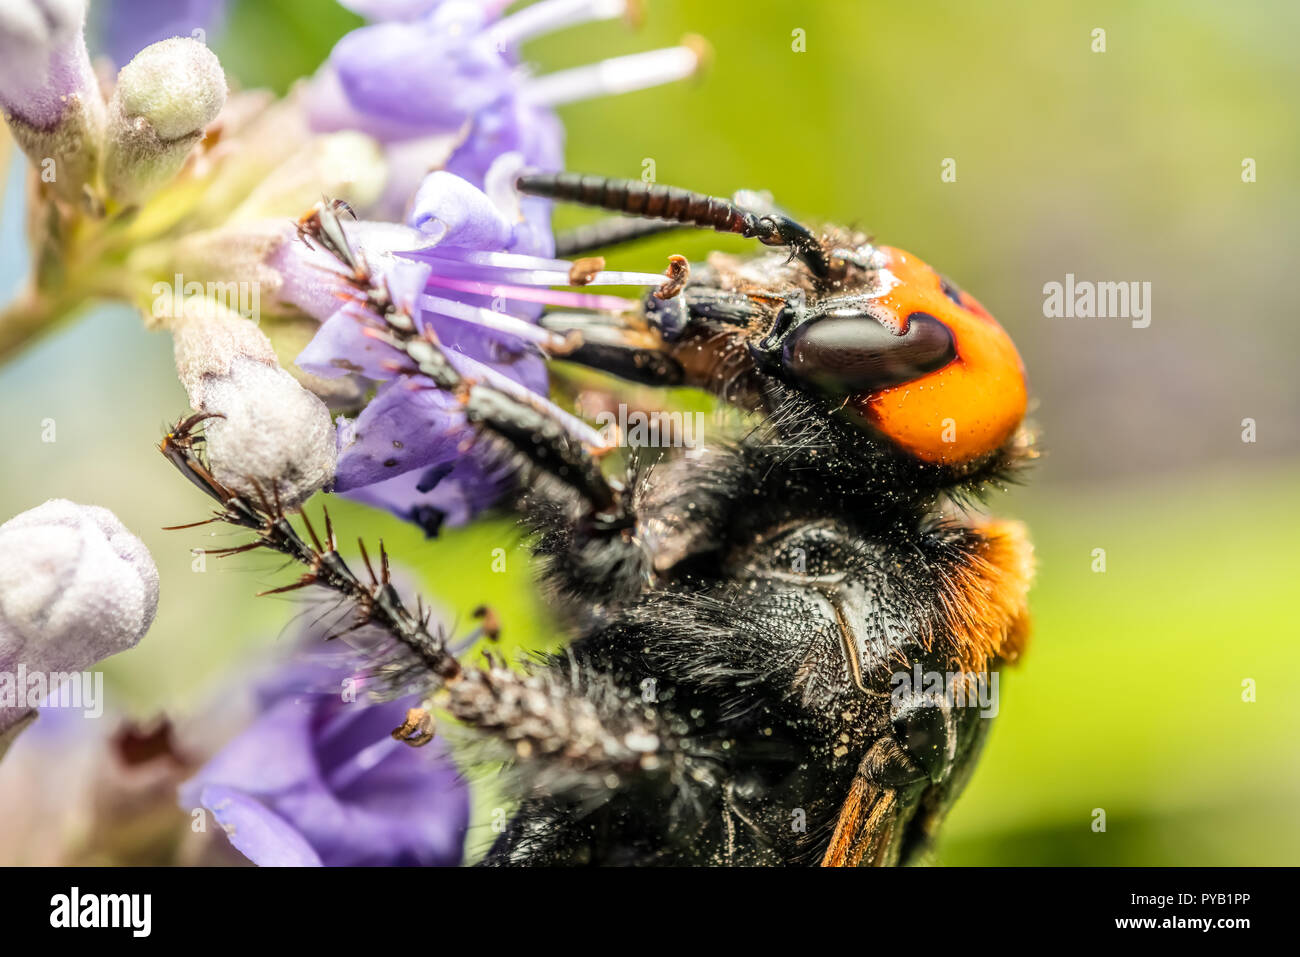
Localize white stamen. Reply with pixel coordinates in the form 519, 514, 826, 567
422, 276, 642, 312
488, 0, 625, 50
404, 247, 578, 272
583, 271, 672, 286
521, 45, 700, 107
428, 263, 668, 288
419, 294, 568, 349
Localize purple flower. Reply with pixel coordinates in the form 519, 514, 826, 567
259, 2, 701, 532
306, 0, 700, 217
0, 0, 99, 129
91, 0, 228, 66
278, 161, 666, 533
179, 645, 469, 867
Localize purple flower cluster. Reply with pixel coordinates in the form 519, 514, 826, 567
308, 0, 698, 213
276, 163, 668, 532
278, 0, 699, 534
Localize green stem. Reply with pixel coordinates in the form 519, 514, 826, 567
0, 288, 85, 365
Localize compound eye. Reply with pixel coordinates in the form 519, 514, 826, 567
938, 275, 965, 307
781, 310, 957, 395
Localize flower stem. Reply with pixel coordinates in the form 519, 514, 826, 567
0, 288, 84, 364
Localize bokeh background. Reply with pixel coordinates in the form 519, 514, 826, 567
1, 0, 1297, 864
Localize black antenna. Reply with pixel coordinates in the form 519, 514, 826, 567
517, 172, 829, 279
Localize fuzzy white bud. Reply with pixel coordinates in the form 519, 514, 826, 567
103, 37, 227, 204
171, 300, 337, 508
0, 500, 159, 738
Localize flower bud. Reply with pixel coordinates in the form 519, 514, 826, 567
102, 37, 227, 205
0, 499, 159, 740
170, 298, 337, 508
0, 0, 105, 204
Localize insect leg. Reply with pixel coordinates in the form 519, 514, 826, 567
536, 310, 685, 386
373, 317, 627, 519
159, 424, 688, 787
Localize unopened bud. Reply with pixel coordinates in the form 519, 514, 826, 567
0, 0, 105, 204
0, 499, 159, 737
170, 299, 337, 508
103, 37, 227, 205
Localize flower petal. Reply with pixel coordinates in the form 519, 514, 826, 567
295, 307, 401, 381
179, 698, 322, 803
331, 16, 507, 130
182, 642, 468, 867
446, 96, 564, 195
340, 453, 513, 534
337, 0, 442, 20
408, 171, 515, 249
200, 785, 324, 867
333, 379, 466, 491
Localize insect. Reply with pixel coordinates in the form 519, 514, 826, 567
163, 173, 1035, 866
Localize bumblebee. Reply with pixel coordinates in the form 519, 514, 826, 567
163, 174, 1034, 866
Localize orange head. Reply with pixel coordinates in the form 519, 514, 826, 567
754, 245, 1027, 467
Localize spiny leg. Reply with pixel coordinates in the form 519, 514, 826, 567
297, 198, 696, 604
376, 317, 628, 522
160, 415, 695, 796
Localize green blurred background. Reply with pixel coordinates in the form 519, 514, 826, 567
2, 0, 1297, 864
